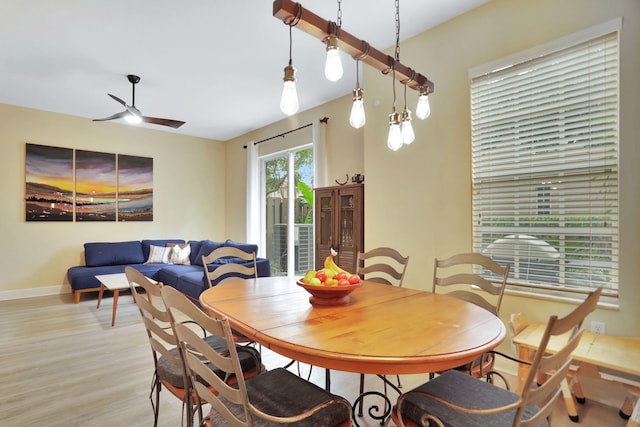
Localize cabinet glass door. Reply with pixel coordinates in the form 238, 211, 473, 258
339, 193, 354, 248
319, 194, 333, 246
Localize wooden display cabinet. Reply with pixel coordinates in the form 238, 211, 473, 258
314, 183, 364, 273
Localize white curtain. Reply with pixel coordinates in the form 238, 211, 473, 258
245, 141, 262, 256
313, 118, 328, 188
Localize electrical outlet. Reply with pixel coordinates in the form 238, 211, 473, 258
590, 320, 606, 335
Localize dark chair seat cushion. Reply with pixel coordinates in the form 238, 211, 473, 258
207, 368, 350, 426
401, 369, 547, 427
157, 335, 260, 388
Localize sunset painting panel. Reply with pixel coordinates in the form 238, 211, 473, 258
118, 154, 153, 221
75, 150, 116, 221
25, 143, 74, 221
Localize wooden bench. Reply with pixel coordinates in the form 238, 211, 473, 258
513, 321, 640, 426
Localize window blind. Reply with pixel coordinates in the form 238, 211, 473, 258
470, 30, 619, 298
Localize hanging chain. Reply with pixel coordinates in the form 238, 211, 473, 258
394, 0, 400, 62
337, 0, 343, 28
288, 24, 293, 65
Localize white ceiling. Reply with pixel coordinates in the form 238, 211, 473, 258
0, 0, 488, 141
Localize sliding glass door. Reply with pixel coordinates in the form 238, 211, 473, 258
263, 147, 313, 277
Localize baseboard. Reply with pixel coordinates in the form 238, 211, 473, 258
0, 285, 70, 301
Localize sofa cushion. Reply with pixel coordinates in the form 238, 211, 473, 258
224, 239, 258, 254
155, 265, 206, 300
194, 240, 225, 266
169, 244, 191, 265
187, 240, 203, 265
141, 239, 185, 261
147, 245, 171, 264
84, 241, 144, 267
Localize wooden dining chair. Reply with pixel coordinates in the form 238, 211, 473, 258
355, 247, 410, 412
356, 246, 410, 287
201, 245, 258, 288
202, 246, 259, 347
125, 267, 262, 427
431, 252, 510, 380
391, 287, 602, 427
161, 285, 353, 427
510, 312, 586, 422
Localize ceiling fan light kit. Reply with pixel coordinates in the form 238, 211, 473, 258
93, 74, 185, 129
273, 0, 434, 150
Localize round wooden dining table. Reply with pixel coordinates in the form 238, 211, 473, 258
199, 276, 506, 376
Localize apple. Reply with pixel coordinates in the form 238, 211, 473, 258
348, 274, 361, 284
335, 272, 348, 281
302, 270, 316, 283
315, 270, 327, 283
338, 278, 351, 286
309, 277, 322, 286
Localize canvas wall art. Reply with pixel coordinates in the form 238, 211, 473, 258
75, 150, 117, 221
25, 143, 74, 221
117, 154, 153, 221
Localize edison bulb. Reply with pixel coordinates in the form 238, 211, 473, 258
401, 110, 415, 144
349, 88, 365, 128
280, 64, 299, 116
324, 36, 343, 82
387, 112, 403, 151
416, 94, 431, 120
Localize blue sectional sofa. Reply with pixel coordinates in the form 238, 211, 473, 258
66, 239, 270, 303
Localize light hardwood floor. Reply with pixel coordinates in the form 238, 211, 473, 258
0, 292, 628, 426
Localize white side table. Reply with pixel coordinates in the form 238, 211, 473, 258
95, 272, 152, 327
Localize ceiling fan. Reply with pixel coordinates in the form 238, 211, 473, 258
93, 74, 185, 129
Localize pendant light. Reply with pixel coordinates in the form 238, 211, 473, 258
416, 86, 431, 120
324, 33, 343, 82
401, 83, 415, 144
280, 11, 301, 116
324, 2, 343, 82
349, 59, 366, 128
387, 110, 403, 151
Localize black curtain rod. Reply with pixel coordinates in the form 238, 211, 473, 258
243, 117, 329, 149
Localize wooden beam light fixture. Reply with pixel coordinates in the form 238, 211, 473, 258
272, 0, 435, 95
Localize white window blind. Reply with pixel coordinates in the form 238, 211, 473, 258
470, 29, 619, 300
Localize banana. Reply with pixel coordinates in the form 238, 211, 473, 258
324, 254, 347, 275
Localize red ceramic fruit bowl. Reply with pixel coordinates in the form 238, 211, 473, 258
296, 279, 363, 306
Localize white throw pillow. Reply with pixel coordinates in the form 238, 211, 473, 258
169, 244, 191, 265
147, 245, 171, 264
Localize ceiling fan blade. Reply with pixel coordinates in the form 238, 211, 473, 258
141, 116, 186, 129
107, 93, 127, 107
92, 110, 128, 122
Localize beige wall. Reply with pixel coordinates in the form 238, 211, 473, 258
363, 0, 639, 337
0, 103, 225, 297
